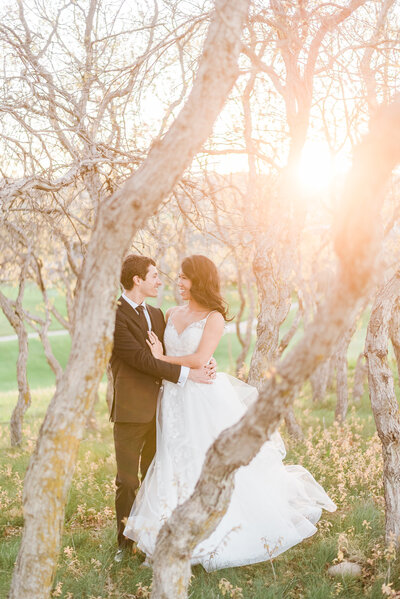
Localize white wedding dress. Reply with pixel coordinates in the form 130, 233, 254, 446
124, 315, 336, 571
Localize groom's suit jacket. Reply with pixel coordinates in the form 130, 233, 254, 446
110, 296, 181, 423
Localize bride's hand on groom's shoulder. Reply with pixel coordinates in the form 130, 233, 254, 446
146, 331, 164, 358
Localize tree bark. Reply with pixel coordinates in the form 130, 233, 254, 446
150, 100, 400, 599
86, 390, 99, 431
353, 352, 367, 402
8, 2, 249, 597
248, 221, 304, 440
0, 290, 31, 447
284, 405, 304, 440
365, 271, 400, 544
310, 358, 334, 402
235, 271, 255, 376
334, 317, 364, 421
389, 298, 400, 382
334, 349, 348, 422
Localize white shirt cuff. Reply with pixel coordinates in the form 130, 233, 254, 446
177, 366, 190, 387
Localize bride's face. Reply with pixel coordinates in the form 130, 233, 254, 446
177, 271, 192, 300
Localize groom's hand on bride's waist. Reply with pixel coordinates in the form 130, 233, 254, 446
188, 358, 217, 384
188, 358, 217, 385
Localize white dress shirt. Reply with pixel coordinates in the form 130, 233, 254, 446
121, 293, 189, 387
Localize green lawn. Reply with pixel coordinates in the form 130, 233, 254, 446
0, 335, 71, 393
1, 285, 397, 598
1, 380, 399, 598
0, 284, 68, 336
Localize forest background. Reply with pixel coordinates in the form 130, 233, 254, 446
1, 1, 400, 598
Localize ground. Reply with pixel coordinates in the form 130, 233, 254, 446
1, 377, 399, 599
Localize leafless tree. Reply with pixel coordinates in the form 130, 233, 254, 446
365, 270, 400, 545
352, 352, 367, 402
0, 225, 32, 446
7, 2, 250, 598
150, 99, 400, 599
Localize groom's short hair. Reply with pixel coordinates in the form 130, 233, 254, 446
121, 254, 156, 290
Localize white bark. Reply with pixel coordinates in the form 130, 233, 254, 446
8, 2, 249, 597
334, 350, 348, 422
0, 292, 31, 447
150, 100, 400, 599
284, 406, 304, 440
365, 272, 400, 544
235, 269, 256, 376
0, 256, 31, 446
334, 322, 358, 422
353, 352, 367, 402
310, 358, 334, 403
389, 300, 400, 382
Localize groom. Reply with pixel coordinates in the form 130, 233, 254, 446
110, 254, 215, 561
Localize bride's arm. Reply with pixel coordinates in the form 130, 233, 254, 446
147, 312, 224, 368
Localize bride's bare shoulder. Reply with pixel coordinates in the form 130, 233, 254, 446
205, 310, 225, 329
165, 305, 182, 322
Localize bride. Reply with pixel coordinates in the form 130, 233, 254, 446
124, 255, 336, 571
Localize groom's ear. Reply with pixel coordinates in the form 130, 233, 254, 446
132, 274, 142, 288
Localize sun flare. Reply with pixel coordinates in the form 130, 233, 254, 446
297, 141, 350, 194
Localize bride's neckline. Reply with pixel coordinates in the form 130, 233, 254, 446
168, 313, 210, 337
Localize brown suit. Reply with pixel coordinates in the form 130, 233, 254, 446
110, 297, 181, 547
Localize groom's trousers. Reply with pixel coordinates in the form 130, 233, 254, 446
113, 416, 156, 548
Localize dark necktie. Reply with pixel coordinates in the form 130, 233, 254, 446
136, 304, 148, 333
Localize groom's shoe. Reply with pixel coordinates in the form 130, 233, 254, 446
114, 548, 127, 563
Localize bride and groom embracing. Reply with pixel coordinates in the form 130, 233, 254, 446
110, 254, 336, 570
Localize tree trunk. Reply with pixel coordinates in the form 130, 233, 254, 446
10, 324, 31, 446
235, 272, 255, 376
365, 271, 400, 544
9, 2, 249, 597
278, 299, 303, 356
86, 389, 99, 431
0, 290, 31, 447
334, 350, 348, 422
334, 317, 362, 421
150, 99, 400, 599
353, 352, 367, 402
310, 358, 333, 402
389, 298, 400, 382
248, 227, 304, 440
247, 230, 295, 388
284, 405, 304, 440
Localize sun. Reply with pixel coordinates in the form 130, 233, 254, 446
297, 141, 350, 194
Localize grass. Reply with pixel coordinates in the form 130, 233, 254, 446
1, 284, 399, 597
0, 284, 68, 336
1, 377, 400, 598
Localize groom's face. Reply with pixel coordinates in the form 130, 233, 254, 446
137, 264, 162, 298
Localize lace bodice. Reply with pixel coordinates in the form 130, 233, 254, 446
164, 316, 208, 356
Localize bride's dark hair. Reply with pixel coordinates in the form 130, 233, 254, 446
181, 255, 231, 321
